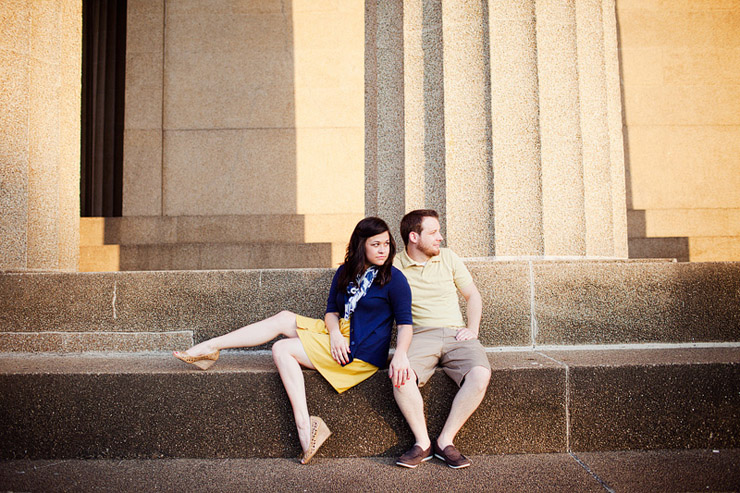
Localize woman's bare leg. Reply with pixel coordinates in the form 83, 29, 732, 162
182, 310, 299, 356
271, 338, 317, 454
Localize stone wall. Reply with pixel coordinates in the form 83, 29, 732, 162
123, 0, 365, 218
0, 0, 81, 271
619, 0, 740, 261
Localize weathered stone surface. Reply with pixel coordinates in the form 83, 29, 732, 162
542, 348, 740, 452
533, 261, 740, 344
0, 352, 565, 459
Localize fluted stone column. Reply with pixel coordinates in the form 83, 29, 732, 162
0, 0, 82, 271
489, 0, 543, 256
603, 0, 628, 258
403, 0, 446, 225
365, 0, 405, 239
536, 0, 586, 256
577, 0, 614, 256
441, 0, 493, 256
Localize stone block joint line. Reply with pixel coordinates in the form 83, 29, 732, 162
536, 351, 570, 451
528, 260, 538, 348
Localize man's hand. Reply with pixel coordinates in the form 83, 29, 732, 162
455, 328, 478, 341
329, 329, 351, 365
388, 351, 412, 388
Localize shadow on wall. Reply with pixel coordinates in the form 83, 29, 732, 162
615, 8, 688, 262
626, 210, 689, 262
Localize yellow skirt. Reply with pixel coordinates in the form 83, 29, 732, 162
295, 314, 378, 394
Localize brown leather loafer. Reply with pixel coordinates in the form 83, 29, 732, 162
433, 441, 471, 469
396, 444, 433, 468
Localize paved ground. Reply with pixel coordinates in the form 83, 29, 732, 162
1, 449, 738, 492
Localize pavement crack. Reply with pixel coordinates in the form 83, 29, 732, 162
569, 452, 615, 493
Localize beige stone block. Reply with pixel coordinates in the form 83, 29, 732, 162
0, 0, 30, 53
617, 0, 740, 11
618, 9, 740, 50
29, 0, 61, 63
295, 127, 364, 215
164, 129, 297, 215
122, 129, 162, 216
166, 10, 290, 55
627, 126, 740, 209
164, 49, 295, 129
663, 47, 740, 85
0, 49, 30, 167
619, 47, 664, 86
125, 52, 163, 130
126, 0, 163, 55
79, 245, 121, 272
292, 6, 363, 52
623, 83, 740, 126
80, 218, 105, 246
166, 0, 284, 16
631, 209, 740, 238
689, 237, 740, 262
303, 214, 365, 244
294, 87, 363, 129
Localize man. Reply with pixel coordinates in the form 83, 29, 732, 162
390, 209, 491, 469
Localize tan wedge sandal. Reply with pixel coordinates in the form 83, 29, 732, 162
172, 349, 220, 370
300, 416, 332, 464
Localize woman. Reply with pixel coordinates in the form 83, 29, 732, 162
173, 217, 414, 463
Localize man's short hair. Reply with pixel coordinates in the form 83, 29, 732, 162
400, 209, 439, 247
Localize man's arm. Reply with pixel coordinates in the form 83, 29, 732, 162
456, 282, 482, 341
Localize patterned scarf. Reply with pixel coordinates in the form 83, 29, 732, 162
344, 266, 378, 319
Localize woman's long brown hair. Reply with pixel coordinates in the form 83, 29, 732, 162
336, 217, 397, 293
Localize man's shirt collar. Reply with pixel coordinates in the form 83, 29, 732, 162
398, 248, 442, 267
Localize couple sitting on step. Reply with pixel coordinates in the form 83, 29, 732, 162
173, 209, 491, 469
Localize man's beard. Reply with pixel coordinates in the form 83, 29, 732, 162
419, 242, 440, 257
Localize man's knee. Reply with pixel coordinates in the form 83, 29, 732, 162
464, 366, 491, 393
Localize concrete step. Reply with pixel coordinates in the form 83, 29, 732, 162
1, 348, 738, 460
2, 449, 739, 492
1, 260, 738, 352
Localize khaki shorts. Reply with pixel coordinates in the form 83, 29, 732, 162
408, 326, 491, 387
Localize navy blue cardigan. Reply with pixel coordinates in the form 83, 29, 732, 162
326, 265, 413, 368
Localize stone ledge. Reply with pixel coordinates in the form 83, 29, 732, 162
0, 348, 737, 460
1, 261, 738, 350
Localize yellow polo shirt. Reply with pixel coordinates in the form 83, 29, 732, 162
393, 248, 474, 329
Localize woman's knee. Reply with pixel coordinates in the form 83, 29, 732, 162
272, 339, 291, 364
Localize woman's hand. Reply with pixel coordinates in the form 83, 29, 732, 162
389, 351, 411, 388
325, 313, 350, 365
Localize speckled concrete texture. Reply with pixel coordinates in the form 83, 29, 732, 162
2, 450, 739, 493
533, 261, 740, 344
489, 0, 543, 257
0, 351, 565, 459
442, 0, 493, 257
536, 0, 586, 256
365, 0, 405, 243
466, 262, 531, 346
123, 0, 163, 216
544, 348, 740, 451
0, 330, 192, 352
0, 0, 80, 271
2, 261, 739, 350
576, 0, 614, 257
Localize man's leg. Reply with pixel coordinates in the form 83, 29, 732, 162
437, 365, 491, 448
